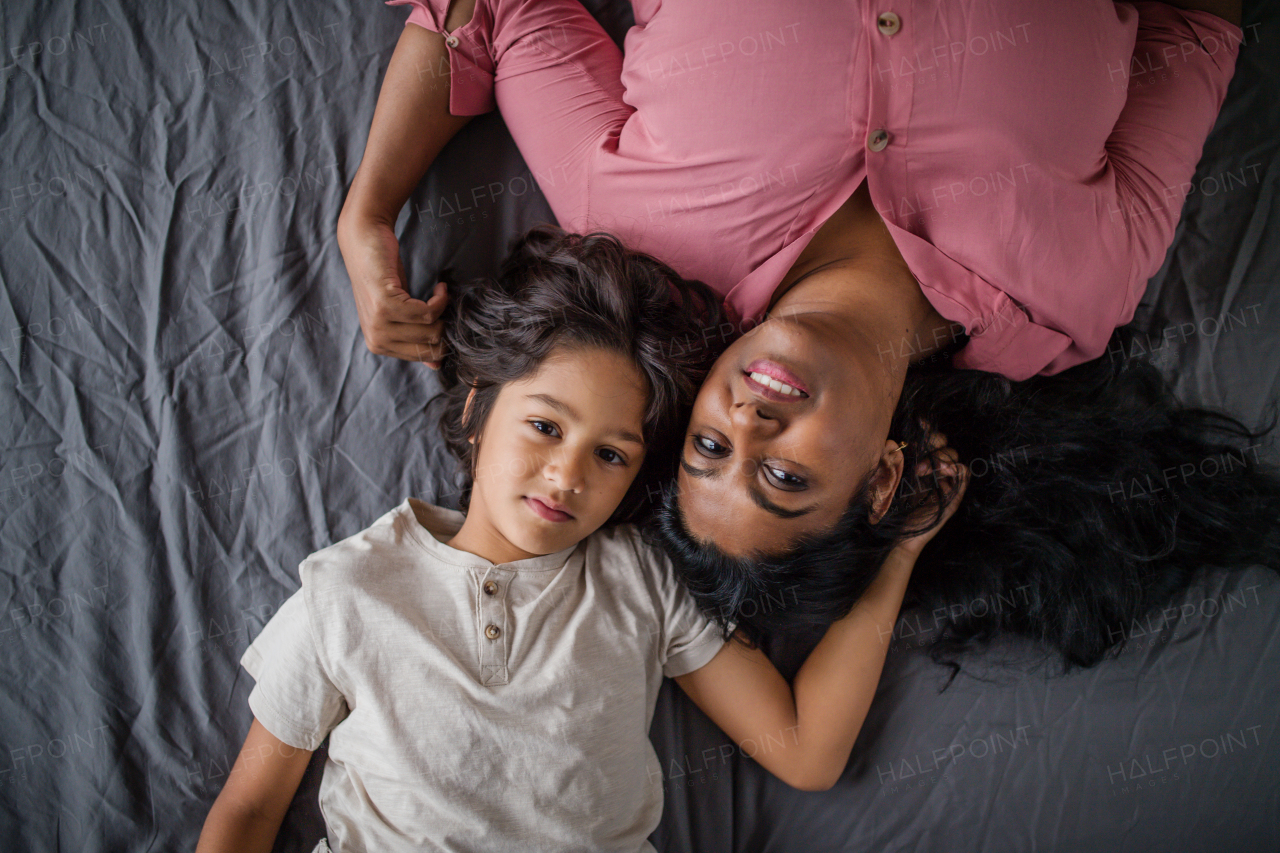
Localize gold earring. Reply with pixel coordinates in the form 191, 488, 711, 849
893, 441, 908, 452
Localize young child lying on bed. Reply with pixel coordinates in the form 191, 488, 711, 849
195, 227, 967, 853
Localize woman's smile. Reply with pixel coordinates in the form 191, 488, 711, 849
744, 358, 810, 398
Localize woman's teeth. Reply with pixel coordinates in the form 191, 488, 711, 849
749, 371, 805, 397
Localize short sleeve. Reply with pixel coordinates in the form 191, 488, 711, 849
240, 589, 348, 751
383, 0, 497, 115
389, 0, 445, 32
1106, 3, 1242, 295
640, 544, 733, 678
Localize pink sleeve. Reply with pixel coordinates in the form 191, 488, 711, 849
628, 0, 661, 27
383, 0, 498, 115
381, 0, 628, 230
1106, 2, 1243, 301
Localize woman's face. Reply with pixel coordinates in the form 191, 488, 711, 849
676, 309, 903, 555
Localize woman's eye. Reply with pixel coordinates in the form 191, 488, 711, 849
531, 420, 559, 437
693, 434, 728, 457
766, 466, 806, 490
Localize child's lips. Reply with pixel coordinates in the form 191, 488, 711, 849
524, 496, 574, 522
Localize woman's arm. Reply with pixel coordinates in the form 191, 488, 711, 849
195, 718, 315, 853
674, 447, 967, 791
1105, 0, 1243, 312
343, 0, 629, 363
337, 3, 475, 364
341, 3, 475, 228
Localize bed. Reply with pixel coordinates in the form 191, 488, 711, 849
1, 0, 1276, 849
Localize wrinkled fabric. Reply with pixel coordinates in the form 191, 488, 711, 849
1, 0, 1277, 850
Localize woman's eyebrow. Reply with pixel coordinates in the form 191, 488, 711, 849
747, 483, 819, 519
680, 457, 718, 479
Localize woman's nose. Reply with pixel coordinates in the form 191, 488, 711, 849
729, 400, 781, 436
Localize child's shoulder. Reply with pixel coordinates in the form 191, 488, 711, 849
581, 522, 672, 577
300, 498, 457, 583
582, 520, 643, 552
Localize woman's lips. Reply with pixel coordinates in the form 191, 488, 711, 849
744, 358, 810, 400
743, 372, 808, 403
524, 496, 574, 522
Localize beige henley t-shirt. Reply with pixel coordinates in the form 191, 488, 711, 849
240, 498, 730, 852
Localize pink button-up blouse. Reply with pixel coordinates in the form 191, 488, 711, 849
385, 0, 1242, 380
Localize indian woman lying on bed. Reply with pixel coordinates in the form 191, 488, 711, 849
338, 0, 1280, 686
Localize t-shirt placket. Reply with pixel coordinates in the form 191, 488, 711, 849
476, 565, 511, 686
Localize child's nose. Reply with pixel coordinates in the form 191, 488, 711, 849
543, 448, 587, 493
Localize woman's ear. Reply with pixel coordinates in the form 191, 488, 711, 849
867, 439, 907, 524
463, 387, 478, 444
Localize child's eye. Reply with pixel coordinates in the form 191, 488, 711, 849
530, 420, 560, 437
597, 448, 627, 466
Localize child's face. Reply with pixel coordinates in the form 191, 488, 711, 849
464, 345, 649, 562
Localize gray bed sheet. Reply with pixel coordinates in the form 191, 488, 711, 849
0, 1, 1276, 850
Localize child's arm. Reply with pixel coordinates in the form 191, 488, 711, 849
195, 718, 315, 853
337, 1, 476, 365
673, 449, 967, 792
674, 547, 919, 791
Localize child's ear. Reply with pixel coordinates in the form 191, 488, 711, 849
463, 387, 478, 445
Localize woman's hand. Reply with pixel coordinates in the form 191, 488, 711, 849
894, 432, 969, 561
336, 20, 472, 369
338, 216, 449, 368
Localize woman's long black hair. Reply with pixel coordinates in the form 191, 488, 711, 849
648, 326, 1280, 688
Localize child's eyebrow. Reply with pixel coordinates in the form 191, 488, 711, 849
525, 393, 645, 446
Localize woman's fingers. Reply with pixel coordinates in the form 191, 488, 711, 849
369, 283, 431, 324
895, 443, 970, 557
915, 452, 958, 479
362, 281, 450, 365
374, 338, 448, 364
341, 217, 451, 364
357, 283, 426, 355
915, 448, 967, 505
375, 318, 447, 359
378, 282, 447, 340
381, 318, 443, 344
421, 280, 448, 324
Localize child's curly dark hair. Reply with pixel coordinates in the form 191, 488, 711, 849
431, 225, 727, 523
